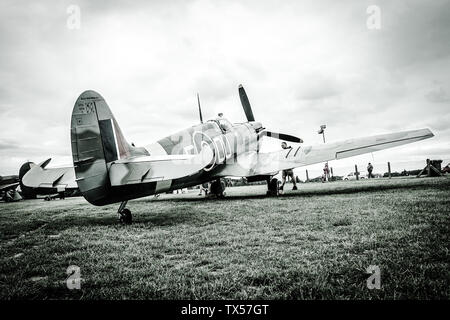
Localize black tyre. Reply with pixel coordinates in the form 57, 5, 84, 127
210, 179, 226, 196
120, 208, 132, 224
268, 178, 279, 196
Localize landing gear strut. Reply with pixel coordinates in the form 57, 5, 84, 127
118, 201, 132, 224
266, 177, 279, 196
210, 179, 226, 198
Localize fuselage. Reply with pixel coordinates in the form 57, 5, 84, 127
147, 118, 262, 179
70, 90, 266, 205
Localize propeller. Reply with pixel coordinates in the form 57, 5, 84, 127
197, 93, 203, 124
239, 84, 303, 144
259, 131, 303, 143
238, 84, 255, 122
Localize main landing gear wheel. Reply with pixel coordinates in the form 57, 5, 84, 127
118, 201, 132, 224
266, 178, 279, 196
210, 179, 226, 198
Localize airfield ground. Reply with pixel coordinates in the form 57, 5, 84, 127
0, 176, 449, 299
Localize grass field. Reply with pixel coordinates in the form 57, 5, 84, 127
1, 177, 449, 300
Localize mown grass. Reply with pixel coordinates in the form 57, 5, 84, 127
0, 177, 449, 300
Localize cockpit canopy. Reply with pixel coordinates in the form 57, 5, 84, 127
217, 118, 233, 132
208, 118, 234, 133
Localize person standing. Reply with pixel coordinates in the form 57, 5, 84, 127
198, 182, 209, 196
322, 163, 330, 182
279, 142, 298, 191
367, 162, 374, 178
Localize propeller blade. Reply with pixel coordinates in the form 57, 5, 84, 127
260, 131, 303, 143
238, 84, 255, 122
197, 93, 203, 124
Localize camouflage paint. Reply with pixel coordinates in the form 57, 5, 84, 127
70, 90, 261, 205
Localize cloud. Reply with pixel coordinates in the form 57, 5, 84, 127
296, 73, 341, 101
0, 140, 19, 151
425, 86, 450, 103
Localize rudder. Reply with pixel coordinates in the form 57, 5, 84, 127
71, 90, 133, 205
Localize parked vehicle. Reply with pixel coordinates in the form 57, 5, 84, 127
343, 171, 367, 180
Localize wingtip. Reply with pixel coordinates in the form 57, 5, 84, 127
422, 128, 434, 138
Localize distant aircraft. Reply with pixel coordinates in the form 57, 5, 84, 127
0, 175, 21, 202
22, 85, 434, 223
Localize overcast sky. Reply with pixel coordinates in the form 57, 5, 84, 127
1, 0, 449, 177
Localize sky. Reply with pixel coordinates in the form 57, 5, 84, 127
0, 0, 449, 178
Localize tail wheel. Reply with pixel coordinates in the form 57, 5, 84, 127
119, 208, 132, 224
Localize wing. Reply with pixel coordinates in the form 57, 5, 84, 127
21, 159, 77, 191
108, 145, 214, 186
0, 182, 19, 192
220, 128, 434, 176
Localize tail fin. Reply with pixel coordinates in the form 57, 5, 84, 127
71, 90, 147, 205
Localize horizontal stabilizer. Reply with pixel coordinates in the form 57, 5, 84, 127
109, 146, 214, 187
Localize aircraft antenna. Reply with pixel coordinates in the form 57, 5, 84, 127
197, 93, 203, 124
